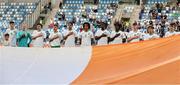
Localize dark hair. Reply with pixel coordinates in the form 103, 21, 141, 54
68, 21, 73, 25
133, 22, 137, 26
4, 33, 9, 37
83, 22, 90, 29
54, 24, 59, 27
9, 21, 14, 24
149, 21, 153, 25
37, 23, 43, 27
148, 26, 154, 29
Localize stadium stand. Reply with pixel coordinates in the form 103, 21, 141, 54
52, 0, 119, 33
0, 0, 40, 32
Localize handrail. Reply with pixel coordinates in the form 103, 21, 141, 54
21, 0, 49, 29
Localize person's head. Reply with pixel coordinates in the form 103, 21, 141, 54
53, 24, 59, 32
132, 22, 138, 32
114, 23, 120, 32
169, 23, 175, 32
83, 22, 90, 32
147, 26, 154, 35
4, 33, 9, 40
36, 23, 43, 31
9, 21, 15, 29
101, 22, 108, 31
22, 23, 27, 31
68, 22, 73, 30
149, 21, 153, 26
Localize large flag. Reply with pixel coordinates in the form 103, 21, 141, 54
0, 35, 180, 84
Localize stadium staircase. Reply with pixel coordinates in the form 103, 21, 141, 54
43, 0, 63, 29
130, 5, 141, 24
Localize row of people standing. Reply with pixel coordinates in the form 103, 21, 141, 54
0, 21, 180, 48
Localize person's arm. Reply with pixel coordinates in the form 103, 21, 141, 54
75, 37, 78, 45
91, 32, 95, 46
16, 32, 24, 46
16, 32, 20, 44
79, 38, 82, 45
32, 32, 43, 40
64, 32, 73, 40
95, 33, 107, 40
108, 33, 120, 42
127, 36, 140, 42
91, 38, 95, 46
49, 34, 59, 42
18, 33, 26, 42
26, 33, 32, 47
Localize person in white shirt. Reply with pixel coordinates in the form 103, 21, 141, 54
31, 23, 46, 47
2, 33, 11, 47
63, 22, 78, 47
5, 21, 17, 47
127, 23, 143, 43
165, 24, 180, 37
143, 26, 159, 40
79, 22, 95, 46
49, 24, 63, 48
109, 27, 127, 44
95, 25, 110, 45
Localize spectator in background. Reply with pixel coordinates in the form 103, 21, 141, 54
49, 24, 63, 48
59, 1, 62, 9
5, 21, 17, 47
16, 24, 32, 47
143, 26, 159, 40
62, 12, 66, 21
48, 1, 52, 11
31, 23, 46, 47
165, 23, 180, 37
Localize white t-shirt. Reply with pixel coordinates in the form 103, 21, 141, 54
5, 28, 17, 47
165, 31, 180, 37
79, 31, 94, 46
31, 30, 46, 47
2, 39, 10, 46
49, 31, 62, 47
143, 33, 159, 40
127, 31, 143, 43
95, 29, 110, 45
109, 31, 126, 44
63, 30, 78, 47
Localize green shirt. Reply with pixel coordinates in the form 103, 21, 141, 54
16, 30, 32, 47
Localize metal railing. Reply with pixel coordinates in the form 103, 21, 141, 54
21, 0, 49, 29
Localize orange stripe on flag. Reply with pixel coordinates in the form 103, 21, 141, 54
72, 35, 180, 84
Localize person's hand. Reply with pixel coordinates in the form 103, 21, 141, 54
29, 44, 33, 47
68, 32, 73, 36
115, 33, 120, 38
21, 34, 26, 38
133, 36, 140, 39
101, 33, 107, 37
37, 33, 43, 37
0, 44, 2, 48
